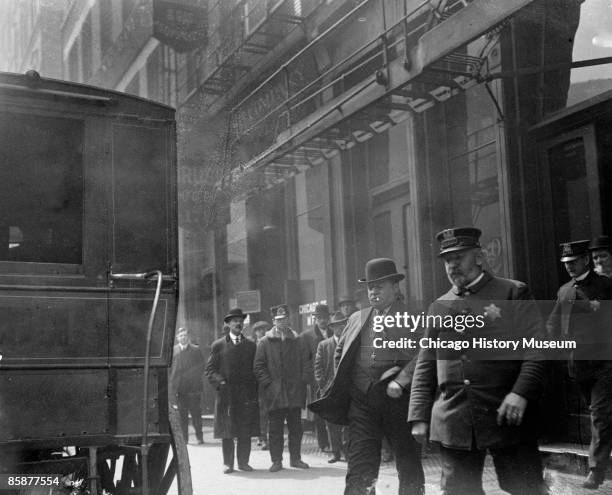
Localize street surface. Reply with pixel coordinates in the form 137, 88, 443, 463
172, 424, 612, 495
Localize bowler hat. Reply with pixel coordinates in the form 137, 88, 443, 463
560, 240, 590, 262
271, 304, 290, 320
589, 235, 612, 252
329, 312, 348, 327
358, 258, 405, 283
312, 304, 330, 316
223, 308, 247, 323
436, 227, 481, 256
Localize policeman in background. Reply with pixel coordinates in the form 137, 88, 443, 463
547, 240, 612, 489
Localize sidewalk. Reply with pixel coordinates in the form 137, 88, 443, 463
173, 424, 600, 495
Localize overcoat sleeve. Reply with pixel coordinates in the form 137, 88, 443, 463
407, 304, 439, 423
205, 341, 225, 390
510, 284, 547, 401
314, 340, 326, 389
254, 340, 273, 388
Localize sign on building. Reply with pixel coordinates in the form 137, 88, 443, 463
153, 0, 207, 53
236, 290, 261, 314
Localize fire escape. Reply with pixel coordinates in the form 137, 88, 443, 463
213, 0, 535, 192
177, 0, 320, 102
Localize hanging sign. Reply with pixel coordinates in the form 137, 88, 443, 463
153, 0, 207, 53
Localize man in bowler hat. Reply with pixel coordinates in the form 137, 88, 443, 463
254, 304, 311, 472
169, 327, 205, 444
590, 235, 612, 278
206, 308, 260, 473
301, 303, 332, 452
547, 240, 612, 489
310, 258, 424, 495
409, 227, 548, 495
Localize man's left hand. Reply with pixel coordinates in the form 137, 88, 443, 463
386, 380, 403, 398
497, 392, 527, 426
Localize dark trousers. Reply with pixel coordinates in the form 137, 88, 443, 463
222, 437, 252, 467
315, 413, 329, 449
345, 386, 424, 495
177, 392, 202, 442
327, 421, 345, 457
579, 371, 612, 474
268, 407, 303, 463
439, 440, 546, 495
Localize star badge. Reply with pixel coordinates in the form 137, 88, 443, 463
484, 303, 502, 321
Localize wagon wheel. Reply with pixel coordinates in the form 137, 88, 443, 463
96, 411, 191, 495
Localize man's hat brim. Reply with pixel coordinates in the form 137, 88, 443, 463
224, 313, 247, 322
358, 273, 405, 283
438, 244, 480, 257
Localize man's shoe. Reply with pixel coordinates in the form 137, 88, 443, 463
269, 461, 283, 473
327, 456, 341, 464
290, 460, 309, 469
320, 446, 331, 453
223, 465, 234, 474
583, 470, 604, 489
196, 439, 204, 445
261, 442, 269, 451
238, 464, 254, 472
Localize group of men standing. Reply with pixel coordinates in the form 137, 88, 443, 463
170, 228, 612, 495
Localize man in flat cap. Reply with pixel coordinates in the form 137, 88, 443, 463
409, 227, 548, 495
301, 303, 333, 452
547, 240, 612, 489
254, 304, 311, 472
310, 258, 424, 495
205, 308, 260, 473
590, 235, 612, 278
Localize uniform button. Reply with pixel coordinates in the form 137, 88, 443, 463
461, 355, 468, 361
463, 379, 470, 386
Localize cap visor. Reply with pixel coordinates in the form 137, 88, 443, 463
438, 245, 478, 257
560, 255, 581, 262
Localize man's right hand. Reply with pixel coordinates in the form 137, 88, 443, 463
411, 421, 429, 445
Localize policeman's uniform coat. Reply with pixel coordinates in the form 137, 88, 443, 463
309, 300, 420, 425
546, 270, 612, 379
205, 334, 260, 439
407, 272, 547, 449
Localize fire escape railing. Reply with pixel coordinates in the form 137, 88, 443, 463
176, 0, 322, 105
217, 0, 533, 193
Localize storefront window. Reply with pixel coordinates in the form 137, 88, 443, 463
225, 200, 249, 308
449, 83, 507, 276
569, 0, 612, 106
294, 164, 331, 330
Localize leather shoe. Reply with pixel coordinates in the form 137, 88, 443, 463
238, 464, 253, 472
327, 456, 341, 464
196, 439, 204, 445
269, 461, 283, 472
290, 460, 309, 469
223, 465, 234, 474
583, 470, 604, 489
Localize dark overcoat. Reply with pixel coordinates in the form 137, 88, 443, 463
169, 343, 204, 397
546, 270, 612, 379
314, 336, 337, 393
253, 327, 311, 412
309, 300, 420, 425
205, 334, 260, 439
407, 272, 547, 449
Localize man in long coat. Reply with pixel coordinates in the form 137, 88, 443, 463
254, 304, 311, 472
169, 327, 204, 444
547, 240, 612, 489
206, 308, 260, 474
301, 303, 332, 451
408, 227, 548, 495
314, 312, 348, 463
309, 258, 424, 495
